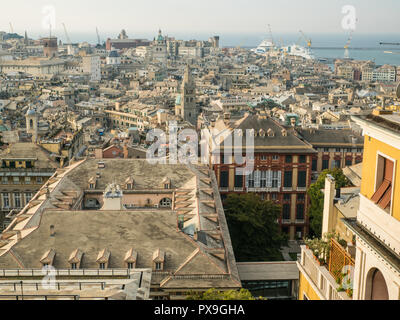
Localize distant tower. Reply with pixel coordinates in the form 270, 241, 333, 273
175, 65, 197, 125
24, 31, 29, 45
41, 37, 58, 58
152, 29, 167, 65
26, 107, 38, 143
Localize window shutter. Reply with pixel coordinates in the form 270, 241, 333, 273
267, 170, 272, 188
254, 170, 261, 188
278, 171, 282, 188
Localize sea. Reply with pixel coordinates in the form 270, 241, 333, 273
46, 31, 400, 66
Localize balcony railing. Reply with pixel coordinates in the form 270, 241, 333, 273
297, 245, 352, 300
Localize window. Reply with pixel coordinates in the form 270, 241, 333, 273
272, 155, 279, 161
127, 263, 134, 269
312, 159, 318, 171
13, 177, 19, 184
371, 156, 394, 211
25, 177, 31, 184
26, 161, 32, 168
296, 204, 305, 220
335, 148, 341, 152
284, 171, 293, 188
297, 194, 305, 202
282, 204, 291, 220
2, 193, 9, 208
260, 171, 267, 188
89, 183, 95, 189
283, 194, 291, 202
14, 193, 21, 208
345, 158, 353, 166
220, 171, 229, 188
71, 263, 77, 270
346, 148, 352, 153
324, 148, 329, 152
99, 263, 106, 269
271, 193, 278, 201
25, 193, 33, 203
155, 262, 162, 270
285, 155, 292, 164
261, 155, 268, 161
235, 172, 243, 188
271, 171, 280, 188
36, 177, 43, 183
1, 177, 7, 184
322, 159, 329, 170
247, 172, 255, 188
297, 171, 307, 188
160, 198, 172, 208
299, 155, 306, 164
333, 159, 341, 168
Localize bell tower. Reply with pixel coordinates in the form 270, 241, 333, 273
180, 65, 197, 125
26, 107, 39, 143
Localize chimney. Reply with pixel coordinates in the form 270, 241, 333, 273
123, 144, 129, 159
322, 175, 336, 240
50, 225, 55, 237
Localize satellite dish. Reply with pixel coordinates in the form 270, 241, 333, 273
396, 82, 400, 99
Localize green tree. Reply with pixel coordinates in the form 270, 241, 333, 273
187, 288, 259, 300
224, 193, 287, 262
308, 168, 350, 238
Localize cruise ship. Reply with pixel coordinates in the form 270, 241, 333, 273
251, 39, 275, 54
282, 44, 315, 60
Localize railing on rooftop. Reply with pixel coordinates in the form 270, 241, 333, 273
328, 238, 355, 282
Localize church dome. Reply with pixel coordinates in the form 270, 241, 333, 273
26, 108, 36, 116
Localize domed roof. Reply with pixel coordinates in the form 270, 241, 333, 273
157, 29, 164, 41
26, 108, 36, 116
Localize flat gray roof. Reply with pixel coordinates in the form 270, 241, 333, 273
237, 261, 299, 281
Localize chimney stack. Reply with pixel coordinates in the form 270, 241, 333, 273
50, 225, 55, 237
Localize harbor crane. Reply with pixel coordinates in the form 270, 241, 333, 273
96, 27, 101, 46
299, 30, 312, 48
62, 23, 72, 45
268, 24, 275, 46
344, 29, 354, 59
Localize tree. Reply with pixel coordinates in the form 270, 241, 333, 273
224, 193, 287, 262
307, 168, 350, 238
187, 288, 259, 300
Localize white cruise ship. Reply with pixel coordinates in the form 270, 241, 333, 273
282, 44, 315, 60
251, 39, 275, 54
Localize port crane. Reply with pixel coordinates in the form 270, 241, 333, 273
268, 24, 275, 46
62, 23, 72, 45
344, 29, 354, 58
299, 30, 312, 48
96, 27, 101, 46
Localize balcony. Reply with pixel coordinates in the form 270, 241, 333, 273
297, 238, 354, 300
282, 219, 291, 225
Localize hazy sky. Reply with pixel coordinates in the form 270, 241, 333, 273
1, 0, 399, 39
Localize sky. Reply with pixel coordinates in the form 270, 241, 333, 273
1, 0, 399, 45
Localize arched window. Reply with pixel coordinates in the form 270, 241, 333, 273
29, 119, 33, 128
159, 198, 172, 208
366, 268, 389, 300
